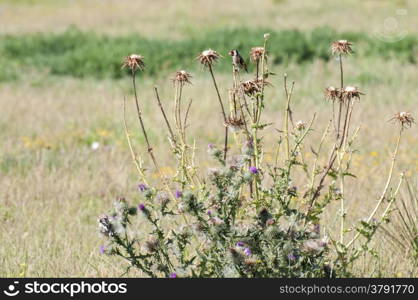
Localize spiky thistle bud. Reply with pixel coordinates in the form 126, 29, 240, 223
295, 120, 307, 131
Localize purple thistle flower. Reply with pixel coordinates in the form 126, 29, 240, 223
208, 143, 215, 149
319, 240, 327, 247
249, 166, 258, 174
287, 253, 297, 261
207, 210, 212, 216
169, 273, 177, 278
175, 190, 183, 199
138, 203, 146, 211
138, 183, 148, 193
99, 245, 106, 254
236, 241, 245, 247
314, 223, 320, 234
244, 247, 252, 256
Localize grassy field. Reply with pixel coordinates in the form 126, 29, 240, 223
0, 0, 417, 277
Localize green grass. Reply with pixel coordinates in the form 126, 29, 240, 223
1, 26, 417, 81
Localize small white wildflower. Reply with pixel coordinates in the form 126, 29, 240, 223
91, 141, 100, 150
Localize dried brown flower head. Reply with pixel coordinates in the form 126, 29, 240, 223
122, 54, 145, 72
172, 70, 192, 85
342, 86, 363, 101
324, 86, 340, 101
250, 47, 266, 62
196, 49, 221, 67
241, 78, 270, 96
224, 116, 246, 132
331, 40, 353, 55
390, 112, 415, 128
295, 120, 307, 131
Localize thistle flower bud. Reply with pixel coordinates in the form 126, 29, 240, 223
303, 239, 325, 254
138, 183, 148, 193
175, 190, 183, 199
229, 247, 245, 265
258, 208, 273, 227
295, 120, 307, 131
287, 253, 297, 262
155, 192, 170, 207
243, 247, 252, 256
249, 166, 258, 174
143, 238, 159, 253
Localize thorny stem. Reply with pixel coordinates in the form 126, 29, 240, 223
154, 87, 176, 145
123, 96, 147, 183
308, 121, 331, 194
336, 53, 344, 140
208, 64, 228, 161
130, 71, 176, 203
345, 128, 403, 249
251, 37, 268, 206
284, 75, 295, 162
131, 71, 159, 171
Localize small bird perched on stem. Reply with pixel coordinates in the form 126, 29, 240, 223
229, 49, 248, 73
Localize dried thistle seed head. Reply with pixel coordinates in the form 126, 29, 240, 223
331, 40, 353, 55
250, 47, 266, 62
122, 54, 145, 71
390, 112, 415, 128
197, 49, 221, 67
224, 116, 245, 132
324, 86, 340, 101
172, 70, 192, 85
241, 78, 270, 96
295, 120, 307, 131
264, 33, 270, 40
342, 86, 364, 101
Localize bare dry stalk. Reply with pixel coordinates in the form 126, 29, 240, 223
208, 64, 229, 161
154, 87, 176, 145
123, 96, 147, 183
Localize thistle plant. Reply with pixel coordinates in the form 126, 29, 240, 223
99, 36, 415, 278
